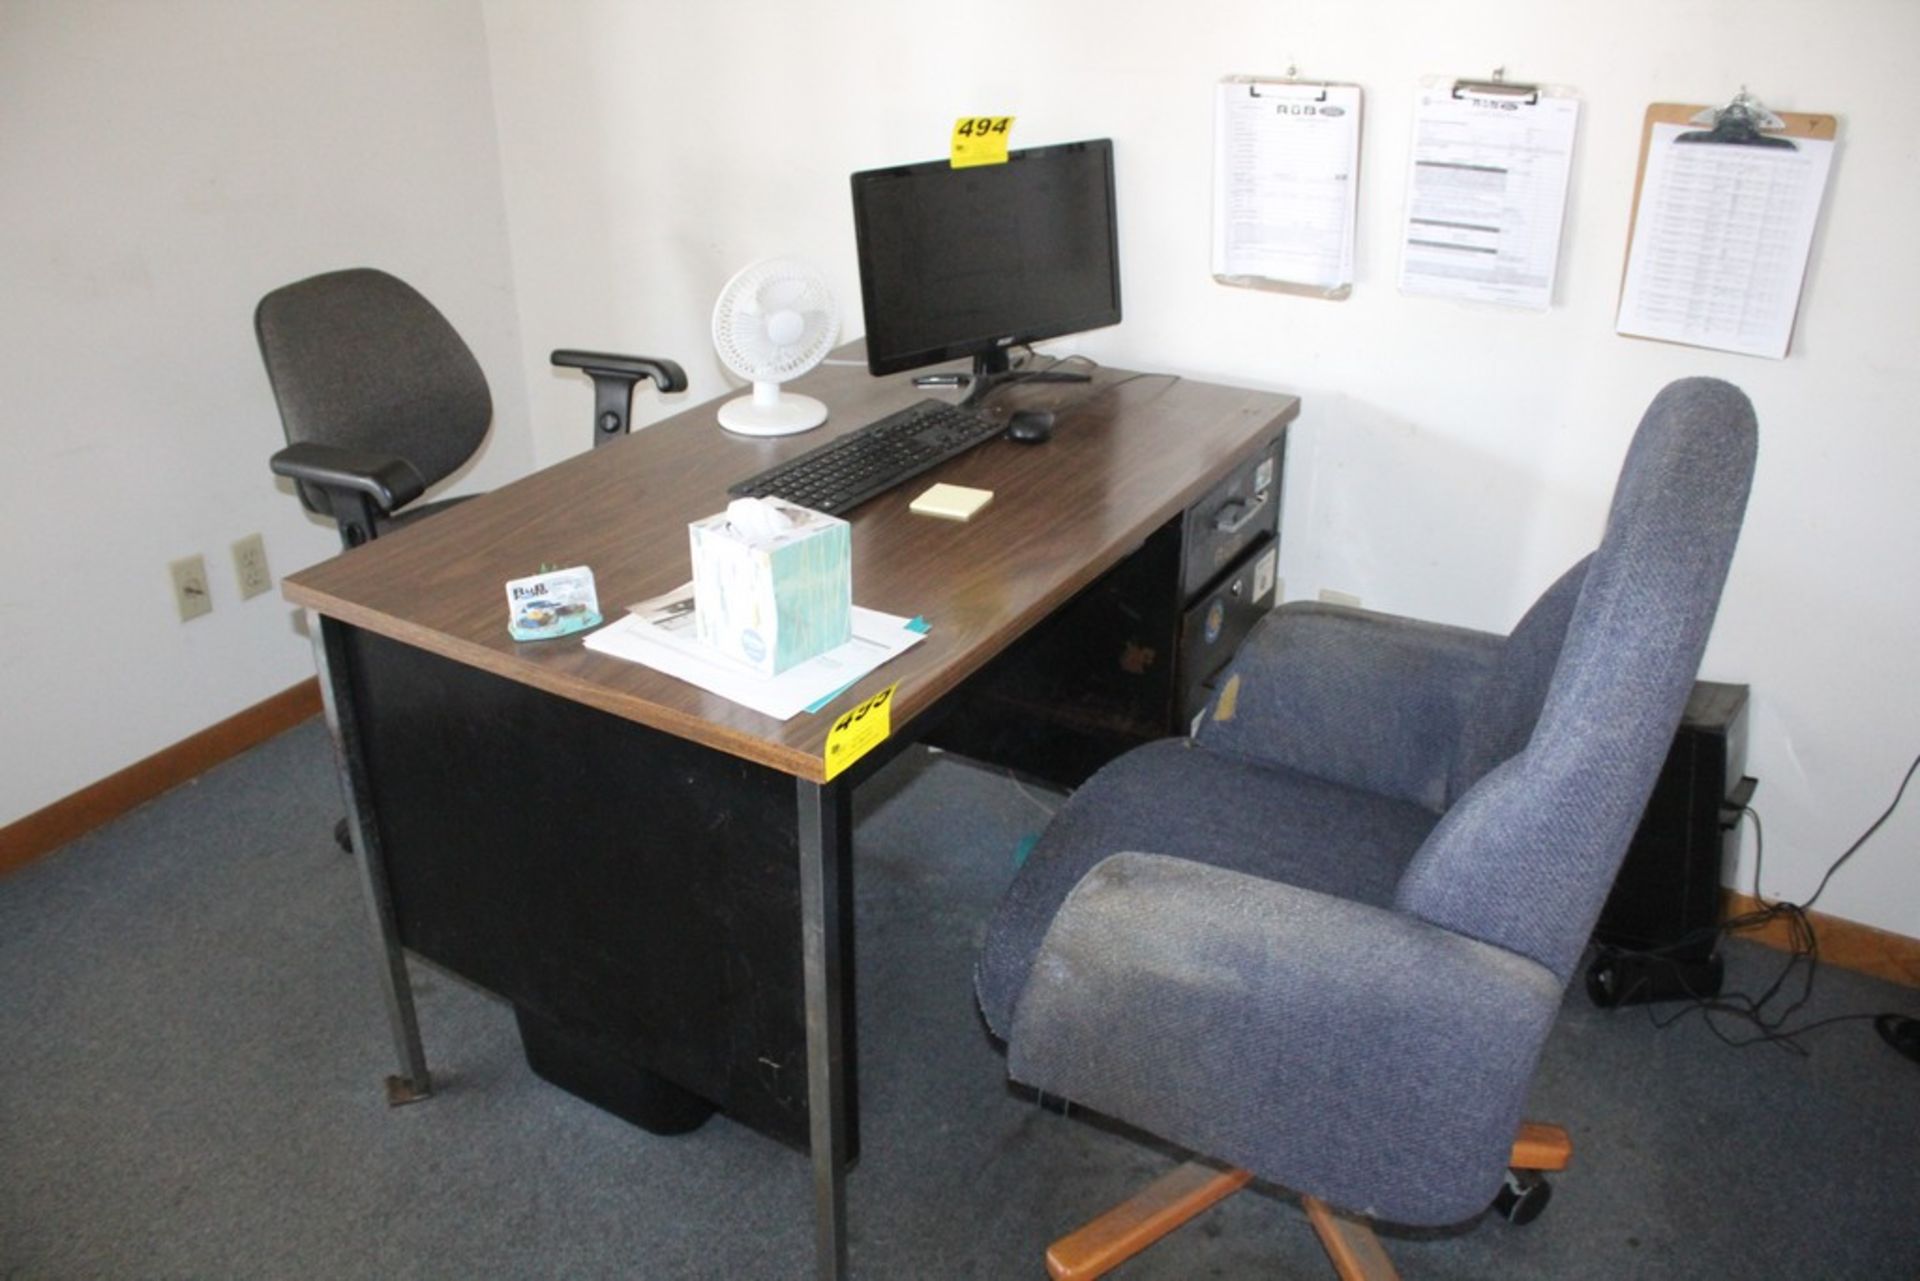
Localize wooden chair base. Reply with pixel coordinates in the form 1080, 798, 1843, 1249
1045, 1162, 1251, 1280
1044, 1123, 1571, 1281
1303, 1196, 1400, 1280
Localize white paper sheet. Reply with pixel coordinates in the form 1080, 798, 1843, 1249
584, 586, 926, 721
1398, 85, 1580, 310
1616, 123, 1834, 359
1212, 79, 1362, 296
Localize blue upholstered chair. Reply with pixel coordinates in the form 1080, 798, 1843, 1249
976, 378, 1757, 1278
256, 267, 685, 549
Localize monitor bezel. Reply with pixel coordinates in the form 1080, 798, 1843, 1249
850, 138, 1121, 379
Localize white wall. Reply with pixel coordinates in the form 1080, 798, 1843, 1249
0, 0, 531, 826
483, 0, 1920, 935
5, 1, 1911, 941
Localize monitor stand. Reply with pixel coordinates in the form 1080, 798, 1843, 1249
959, 348, 1091, 406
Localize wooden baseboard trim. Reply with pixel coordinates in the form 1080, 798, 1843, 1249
0, 678, 322, 878
1723, 890, 1920, 989
8, 685, 1915, 993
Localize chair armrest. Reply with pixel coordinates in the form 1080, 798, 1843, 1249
1196, 601, 1503, 811
269, 441, 426, 514
551, 350, 688, 446
1007, 851, 1563, 1227
549, 349, 689, 393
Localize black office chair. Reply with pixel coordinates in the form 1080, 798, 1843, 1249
257, 267, 685, 850
256, 266, 686, 549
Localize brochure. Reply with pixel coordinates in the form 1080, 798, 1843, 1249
584, 582, 926, 721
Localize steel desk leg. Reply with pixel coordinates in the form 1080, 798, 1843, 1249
798, 777, 854, 1279
309, 613, 432, 1105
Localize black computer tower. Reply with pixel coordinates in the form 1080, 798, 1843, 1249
1586, 680, 1755, 1006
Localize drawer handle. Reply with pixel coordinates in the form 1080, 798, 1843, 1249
1211, 487, 1270, 535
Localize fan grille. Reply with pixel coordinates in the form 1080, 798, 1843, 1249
712, 258, 840, 383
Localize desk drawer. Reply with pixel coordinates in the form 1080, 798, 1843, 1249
1178, 535, 1279, 729
1181, 432, 1283, 599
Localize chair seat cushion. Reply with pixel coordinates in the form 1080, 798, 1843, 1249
975, 738, 1441, 1039
374, 493, 477, 536
1005, 852, 1563, 1226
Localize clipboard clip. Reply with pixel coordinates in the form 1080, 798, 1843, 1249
1452, 67, 1539, 106
1678, 88, 1795, 149
1249, 68, 1328, 104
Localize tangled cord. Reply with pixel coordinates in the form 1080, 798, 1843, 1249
1614, 753, 1919, 1055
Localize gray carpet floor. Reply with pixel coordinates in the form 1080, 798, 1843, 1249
2, 718, 1916, 1279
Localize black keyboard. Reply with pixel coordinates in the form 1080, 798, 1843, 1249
727, 399, 1004, 515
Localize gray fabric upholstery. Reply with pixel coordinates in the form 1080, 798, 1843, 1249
376, 494, 477, 535
1445, 557, 1589, 804
255, 267, 492, 521
1008, 853, 1563, 1226
976, 377, 1757, 1228
1397, 378, 1758, 982
1197, 602, 1504, 812
975, 739, 1438, 1039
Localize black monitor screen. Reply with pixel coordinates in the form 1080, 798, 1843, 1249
850, 139, 1120, 377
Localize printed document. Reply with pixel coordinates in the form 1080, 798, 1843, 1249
1212, 80, 1362, 296
1399, 85, 1580, 310
1616, 123, 1834, 359
586, 583, 926, 721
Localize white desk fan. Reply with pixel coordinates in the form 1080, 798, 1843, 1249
711, 258, 839, 436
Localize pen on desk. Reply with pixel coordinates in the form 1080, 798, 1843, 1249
912, 373, 970, 387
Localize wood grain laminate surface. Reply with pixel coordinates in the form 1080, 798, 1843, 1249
282, 356, 1297, 781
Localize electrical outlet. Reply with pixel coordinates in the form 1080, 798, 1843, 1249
170, 555, 213, 621
1318, 588, 1362, 609
231, 533, 272, 600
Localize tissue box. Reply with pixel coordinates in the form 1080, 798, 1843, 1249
689, 498, 852, 675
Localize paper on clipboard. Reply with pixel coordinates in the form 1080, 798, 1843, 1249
1398, 80, 1579, 310
1616, 121, 1834, 359
1212, 77, 1361, 298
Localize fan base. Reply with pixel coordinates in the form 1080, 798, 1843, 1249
718, 392, 828, 437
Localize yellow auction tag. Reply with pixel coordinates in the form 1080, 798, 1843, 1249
823, 682, 897, 780
951, 115, 1015, 168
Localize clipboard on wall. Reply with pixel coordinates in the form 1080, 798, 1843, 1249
1616, 94, 1839, 359
1212, 74, 1363, 300
1398, 72, 1581, 311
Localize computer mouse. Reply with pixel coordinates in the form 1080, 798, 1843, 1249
1006, 409, 1055, 444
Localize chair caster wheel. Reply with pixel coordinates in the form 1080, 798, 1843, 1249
1493, 1169, 1552, 1225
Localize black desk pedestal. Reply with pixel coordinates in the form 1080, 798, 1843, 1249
338, 625, 857, 1156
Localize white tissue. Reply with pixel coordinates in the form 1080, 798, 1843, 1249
726, 496, 797, 541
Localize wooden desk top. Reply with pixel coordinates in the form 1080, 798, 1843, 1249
283, 356, 1297, 782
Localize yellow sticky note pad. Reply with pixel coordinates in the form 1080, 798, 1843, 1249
951, 116, 1015, 168
824, 682, 896, 780
909, 483, 995, 522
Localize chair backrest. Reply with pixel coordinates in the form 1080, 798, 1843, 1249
255, 268, 492, 517
1445, 555, 1590, 805
1395, 378, 1757, 983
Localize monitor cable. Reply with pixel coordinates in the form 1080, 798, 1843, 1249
975, 349, 1184, 417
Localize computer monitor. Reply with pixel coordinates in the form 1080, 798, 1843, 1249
850, 138, 1121, 396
